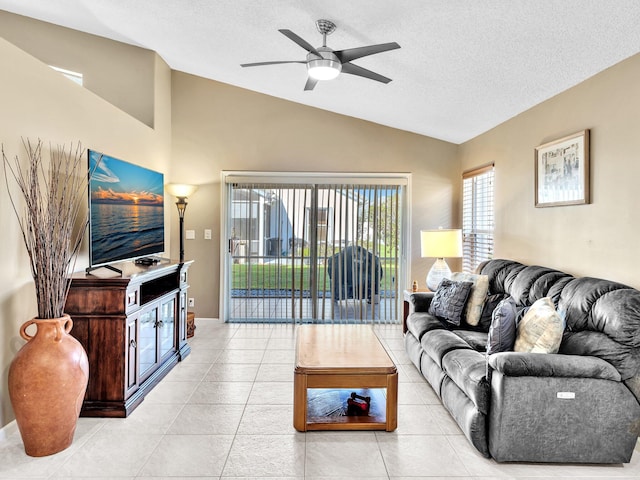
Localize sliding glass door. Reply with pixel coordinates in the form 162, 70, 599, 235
221, 173, 408, 324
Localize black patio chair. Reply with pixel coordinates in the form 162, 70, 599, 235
326, 245, 383, 303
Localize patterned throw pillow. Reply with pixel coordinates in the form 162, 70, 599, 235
428, 278, 474, 326
486, 296, 518, 355
451, 272, 489, 326
514, 297, 564, 353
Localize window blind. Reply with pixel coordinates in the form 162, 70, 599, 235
224, 179, 405, 324
462, 164, 495, 273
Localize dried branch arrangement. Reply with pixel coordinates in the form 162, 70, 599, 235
3, 139, 91, 319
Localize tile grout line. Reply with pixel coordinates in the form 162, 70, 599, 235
219, 323, 271, 478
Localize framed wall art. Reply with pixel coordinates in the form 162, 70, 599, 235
535, 129, 590, 207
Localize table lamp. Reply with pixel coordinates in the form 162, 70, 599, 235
420, 228, 463, 290
166, 183, 198, 263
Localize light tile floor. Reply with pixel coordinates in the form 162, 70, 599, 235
1, 318, 640, 479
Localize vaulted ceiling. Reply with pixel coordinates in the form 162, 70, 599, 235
1, 0, 639, 144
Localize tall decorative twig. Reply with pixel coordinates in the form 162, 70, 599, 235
3, 139, 94, 319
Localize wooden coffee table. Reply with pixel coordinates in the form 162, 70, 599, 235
293, 324, 398, 431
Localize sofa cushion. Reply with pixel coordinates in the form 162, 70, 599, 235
421, 329, 472, 368
477, 293, 510, 332
479, 259, 526, 295
420, 353, 447, 398
561, 331, 640, 381
451, 272, 489, 326
454, 330, 488, 352
441, 349, 490, 414
404, 330, 424, 370
514, 297, 564, 354
440, 376, 490, 457
406, 312, 444, 342
509, 266, 572, 307
557, 278, 640, 380
589, 288, 640, 346
559, 277, 631, 332
428, 278, 474, 326
486, 296, 517, 355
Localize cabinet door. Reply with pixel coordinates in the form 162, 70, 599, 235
139, 305, 159, 381
158, 295, 176, 360
125, 315, 139, 395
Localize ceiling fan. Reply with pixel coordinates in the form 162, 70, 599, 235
241, 19, 401, 91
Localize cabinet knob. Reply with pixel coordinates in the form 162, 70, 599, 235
156, 320, 164, 328
130, 339, 137, 349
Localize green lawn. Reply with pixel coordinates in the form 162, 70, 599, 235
231, 262, 396, 290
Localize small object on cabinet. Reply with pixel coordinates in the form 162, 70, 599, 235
412, 280, 418, 292
346, 392, 371, 416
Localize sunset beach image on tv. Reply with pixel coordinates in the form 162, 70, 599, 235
88, 150, 165, 266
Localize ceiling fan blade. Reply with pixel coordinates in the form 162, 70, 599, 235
279, 29, 323, 57
334, 42, 401, 63
304, 76, 318, 91
241, 60, 306, 67
340, 62, 392, 84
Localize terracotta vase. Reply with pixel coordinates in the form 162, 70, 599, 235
8, 315, 89, 457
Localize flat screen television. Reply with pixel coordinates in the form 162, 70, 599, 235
88, 150, 165, 269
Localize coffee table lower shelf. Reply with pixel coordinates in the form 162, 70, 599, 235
293, 371, 398, 432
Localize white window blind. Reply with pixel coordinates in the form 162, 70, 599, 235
462, 164, 494, 273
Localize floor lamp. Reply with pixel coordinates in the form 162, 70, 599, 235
420, 229, 463, 290
166, 184, 198, 263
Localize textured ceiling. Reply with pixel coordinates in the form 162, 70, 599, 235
1, 0, 640, 144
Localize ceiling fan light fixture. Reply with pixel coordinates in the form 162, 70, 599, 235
307, 57, 341, 80
241, 20, 399, 91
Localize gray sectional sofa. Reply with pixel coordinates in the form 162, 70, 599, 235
404, 258, 640, 463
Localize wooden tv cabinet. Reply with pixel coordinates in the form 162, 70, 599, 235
65, 260, 192, 417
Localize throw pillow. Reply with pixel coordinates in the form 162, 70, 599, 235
514, 297, 564, 353
451, 272, 489, 326
478, 293, 510, 332
486, 296, 517, 355
428, 278, 474, 326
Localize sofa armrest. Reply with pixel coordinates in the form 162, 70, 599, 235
488, 352, 621, 381
410, 292, 435, 313
488, 354, 638, 463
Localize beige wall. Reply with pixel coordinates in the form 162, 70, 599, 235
0, 11, 157, 128
459, 53, 640, 287
170, 72, 461, 318
0, 36, 172, 427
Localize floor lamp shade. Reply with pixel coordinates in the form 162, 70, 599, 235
421, 229, 463, 290
166, 183, 198, 199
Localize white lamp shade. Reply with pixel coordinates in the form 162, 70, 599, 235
166, 183, 198, 199
420, 229, 463, 258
